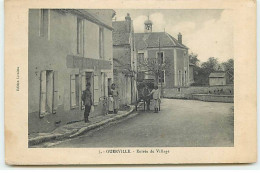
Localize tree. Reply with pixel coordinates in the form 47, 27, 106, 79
201, 57, 219, 72
200, 57, 220, 84
221, 58, 234, 83
191, 57, 220, 86
189, 53, 200, 66
137, 53, 170, 86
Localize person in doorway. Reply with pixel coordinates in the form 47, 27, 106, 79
111, 83, 119, 114
142, 84, 151, 111
81, 83, 92, 123
149, 85, 160, 113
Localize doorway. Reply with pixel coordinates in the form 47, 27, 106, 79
85, 72, 94, 101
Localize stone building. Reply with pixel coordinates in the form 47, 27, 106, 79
135, 17, 192, 97
112, 13, 138, 106
209, 72, 227, 86
28, 9, 115, 133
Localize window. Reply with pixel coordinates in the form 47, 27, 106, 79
178, 70, 182, 86
184, 70, 187, 86
138, 53, 144, 64
101, 72, 106, 97
158, 70, 165, 84
99, 27, 104, 59
77, 18, 83, 54
40, 70, 58, 117
157, 52, 164, 64
70, 74, 80, 109
39, 9, 49, 38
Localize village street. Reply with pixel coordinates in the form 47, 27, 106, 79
50, 99, 234, 147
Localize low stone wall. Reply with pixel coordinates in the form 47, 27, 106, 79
192, 94, 234, 103
163, 85, 234, 100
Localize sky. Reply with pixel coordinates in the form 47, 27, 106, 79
114, 9, 234, 63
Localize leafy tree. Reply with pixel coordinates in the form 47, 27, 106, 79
189, 53, 200, 66
200, 57, 220, 84
201, 57, 219, 72
191, 57, 220, 86
221, 58, 234, 83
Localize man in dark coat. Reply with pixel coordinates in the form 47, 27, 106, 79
142, 84, 151, 111
81, 83, 92, 123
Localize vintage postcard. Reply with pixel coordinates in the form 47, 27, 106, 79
5, 0, 257, 165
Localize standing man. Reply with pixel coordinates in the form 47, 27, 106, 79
81, 83, 92, 123
111, 83, 119, 114
142, 84, 151, 111
149, 85, 160, 113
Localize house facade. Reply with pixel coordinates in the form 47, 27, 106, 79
135, 18, 191, 96
28, 9, 115, 133
112, 13, 138, 106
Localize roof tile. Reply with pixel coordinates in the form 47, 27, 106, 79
209, 72, 226, 78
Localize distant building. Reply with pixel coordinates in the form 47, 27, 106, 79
209, 72, 227, 86
112, 13, 137, 106
28, 9, 115, 133
112, 14, 137, 105
135, 17, 191, 93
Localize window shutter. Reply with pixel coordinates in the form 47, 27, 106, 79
40, 71, 47, 117
75, 75, 80, 106
52, 71, 58, 114
70, 74, 76, 108
93, 75, 99, 105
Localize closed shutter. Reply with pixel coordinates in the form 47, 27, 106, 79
52, 71, 58, 114
93, 75, 99, 105
40, 71, 47, 117
75, 75, 80, 106
70, 74, 76, 108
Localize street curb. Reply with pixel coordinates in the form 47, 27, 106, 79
29, 105, 136, 146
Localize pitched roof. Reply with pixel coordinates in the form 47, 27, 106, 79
113, 21, 128, 33
134, 32, 188, 50
112, 21, 131, 46
209, 72, 226, 78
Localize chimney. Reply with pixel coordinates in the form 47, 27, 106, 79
178, 33, 182, 44
125, 13, 131, 33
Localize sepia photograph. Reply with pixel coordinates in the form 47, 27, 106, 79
4, 0, 256, 165
28, 9, 234, 148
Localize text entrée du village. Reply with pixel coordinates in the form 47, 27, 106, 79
99, 149, 170, 154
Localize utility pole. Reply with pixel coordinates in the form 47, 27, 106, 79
158, 37, 163, 96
